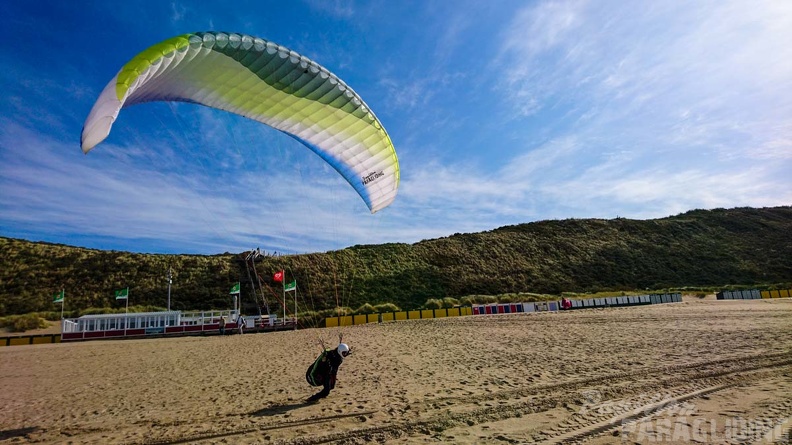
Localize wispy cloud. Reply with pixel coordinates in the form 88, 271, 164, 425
170, 1, 187, 22
478, 0, 792, 217
500, 2, 790, 112
305, 0, 354, 19
0, 111, 435, 254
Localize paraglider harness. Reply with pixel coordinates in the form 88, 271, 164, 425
305, 335, 351, 387
306, 349, 333, 387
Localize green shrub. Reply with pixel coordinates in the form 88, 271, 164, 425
441, 297, 460, 308
497, 294, 518, 303
458, 295, 498, 305
479, 295, 498, 304
354, 303, 376, 314
374, 303, 401, 313
2, 314, 49, 332
80, 307, 114, 316
331, 306, 353, 316
37, 311, 63, 321
297, 310, 324, 328
423, 298, 443, 309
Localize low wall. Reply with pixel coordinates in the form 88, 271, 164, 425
325, 307, 473, 328
1, 334, 61, 347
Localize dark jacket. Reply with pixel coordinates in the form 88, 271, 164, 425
306, 349, 344, 400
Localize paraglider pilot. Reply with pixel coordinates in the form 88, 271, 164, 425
306, 335, 351, 402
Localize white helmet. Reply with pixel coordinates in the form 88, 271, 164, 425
337, 343, 350, 357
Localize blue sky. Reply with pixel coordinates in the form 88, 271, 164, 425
1, 0, 790, 255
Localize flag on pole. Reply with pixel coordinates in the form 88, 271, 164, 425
284, 280, 296, 292
229, 282, 241, 294
115, 288, 129, 300
53, 290, 64, 303
273, 270, 284, 282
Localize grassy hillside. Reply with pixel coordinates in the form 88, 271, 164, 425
1, 206, 790, 316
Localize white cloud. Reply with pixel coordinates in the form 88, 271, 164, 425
480, 0, 791, 218
170, 1, 187, 22
0, 122, 453, 253
497, 1, 792, 132
499, 137, 583, 184
499, 0, 583, 60
305, 0, 354, 18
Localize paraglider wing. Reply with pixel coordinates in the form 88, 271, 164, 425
81, 32, 399, 213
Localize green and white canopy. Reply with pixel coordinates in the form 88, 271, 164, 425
82, 32, 399, 213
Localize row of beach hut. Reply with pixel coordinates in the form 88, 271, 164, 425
472, 293, 681, 314
716, 289, 791, 300
325, 293, 682, 327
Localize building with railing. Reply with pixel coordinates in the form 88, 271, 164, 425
60, 310, 294, 341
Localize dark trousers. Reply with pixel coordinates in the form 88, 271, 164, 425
308, 380, 332, 401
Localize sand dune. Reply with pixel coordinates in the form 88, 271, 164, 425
1, 298, 791, 444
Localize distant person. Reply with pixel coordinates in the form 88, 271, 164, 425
237, 316, 245, 335
219, 316, 226, 335
305, 340, 351, 402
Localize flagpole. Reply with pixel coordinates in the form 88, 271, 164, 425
60, 289, 64, 320
294, 281, 297, 331
125, 286, 129, 334
167, 267, 172, 312
282, 276, 286, 326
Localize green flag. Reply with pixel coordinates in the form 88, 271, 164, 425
284, 280, 296, 292
229, 282, 240, 295
53, 290, 64, 303
115, 288, 129, 300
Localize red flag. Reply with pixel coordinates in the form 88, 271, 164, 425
273, 270, 284, 282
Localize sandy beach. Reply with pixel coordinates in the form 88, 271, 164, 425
1, 297, 791, 444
